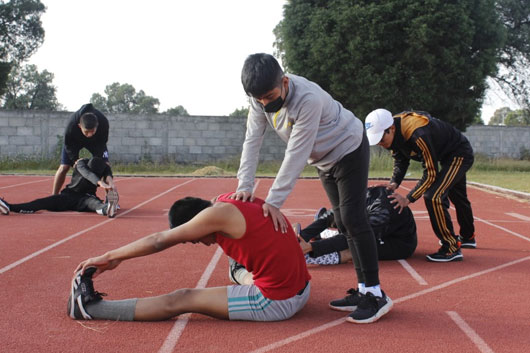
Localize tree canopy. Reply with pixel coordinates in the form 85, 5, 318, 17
274, 0, 505, 130
229, 106, 249, 117
0, 0, 45, 95
1, 63, 60, 110
164, 105, 189, 116
493, 0, 530, 110
489, 106, 530, 125
90, 82, 160, 114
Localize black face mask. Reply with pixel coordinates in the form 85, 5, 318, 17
263, 85, 285, 113
264, 96, 284, 113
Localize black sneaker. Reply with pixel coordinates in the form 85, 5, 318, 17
68, 267, 104, 320
106, 190, 119, 218
461, 235, 477, 249
426, 248, 463, 262
0, 198, 10, 215
346, 291, 393, 324
329, 288, 364, 312
228, 257, 246, 285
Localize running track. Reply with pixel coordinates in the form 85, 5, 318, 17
0, 175, 529, 353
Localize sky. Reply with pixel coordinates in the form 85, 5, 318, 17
28, 0, 516, 123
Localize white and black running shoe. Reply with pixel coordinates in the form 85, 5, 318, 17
106, 190, 119, 218
0, 198, 9, 215
68, 267, 104, 320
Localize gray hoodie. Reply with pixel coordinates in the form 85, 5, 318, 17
236, 74, 364, 208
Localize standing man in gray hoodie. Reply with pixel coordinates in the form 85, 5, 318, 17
231, 53, 392, 324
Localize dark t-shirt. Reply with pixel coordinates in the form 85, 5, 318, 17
63, 104, 109, 162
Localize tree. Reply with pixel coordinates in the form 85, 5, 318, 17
493, 0, 530, 110
0, 0, 46, 94
488, 106, 512, 125
1, 63, 60, 110
504, 109, 530, 125
229, 106, 249, 117
164, 105, 189, 116
274, 0, 505, 130
90, 82, 160, 114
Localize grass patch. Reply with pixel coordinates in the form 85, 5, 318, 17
1, 151, 528, 193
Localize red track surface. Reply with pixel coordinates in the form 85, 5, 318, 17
1, 176, 529, 353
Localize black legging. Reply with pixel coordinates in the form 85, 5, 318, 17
9, 189, 104, 213
318, 133, 380, 287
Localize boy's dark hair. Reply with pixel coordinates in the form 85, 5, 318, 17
168, 197, 212, 229
241, 53, 284, 98
79, 113, 99, 130
87, 157, 111, 178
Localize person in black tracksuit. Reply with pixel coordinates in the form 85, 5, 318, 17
53, 104, 110, 195
0, 157, 115, 217
299, 186, 417, 264
365, 109, 476, 263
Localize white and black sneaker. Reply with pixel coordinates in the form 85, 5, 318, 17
329, 288, 364, 312
0, 198, 10, 215
228, 257, 246, 285
68, 267, 105, 320
346, 291, 393, 324
106, 190, 119, 218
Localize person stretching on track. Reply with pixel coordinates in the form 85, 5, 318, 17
0, 157, 118, 218
68, 192, 310, 322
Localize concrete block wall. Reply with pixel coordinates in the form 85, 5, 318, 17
0, 110, 287, 164
463, 125, 530, 159
1, 110, 529, 163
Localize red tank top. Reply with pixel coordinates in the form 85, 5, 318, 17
215, 192, 311, 300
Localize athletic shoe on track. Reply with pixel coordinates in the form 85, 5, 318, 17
0, 198, 9, 215
329, 288, 364, 312
426, 248, 463, 262
228, 257, 246, 285
68, 267, 104, 320
346, 291, 393, 324
460, 235, 477, 249
314, 207, 327, 220
106, 190, 119, 218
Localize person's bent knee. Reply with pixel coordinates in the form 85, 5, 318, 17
57, 164, 71, 174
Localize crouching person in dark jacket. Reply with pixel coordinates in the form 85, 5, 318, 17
297, 186, 417, 265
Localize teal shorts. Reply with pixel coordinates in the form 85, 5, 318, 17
227, 282, 310, 321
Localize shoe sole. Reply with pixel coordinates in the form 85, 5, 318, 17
426, 254, 463, 262
461, 243, 477, 249
0, 201, 9, 215
329, 304, 358, 312
106, 190, 119, 218
346, 297, 393, 324
69, 271, 92, 320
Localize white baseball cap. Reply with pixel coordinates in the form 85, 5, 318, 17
365, 109, 394, 145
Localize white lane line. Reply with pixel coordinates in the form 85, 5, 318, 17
0, 178, 50, 189
473, 215, 530, 243
398, 259, 428, 285
247, 318, 347, 353
402, 184, 529, 242
447, 311, 495, 353
0, 179, 195, 274
505, 213, 530, 222
158, 247, 224, 353
243, 255, 530, 353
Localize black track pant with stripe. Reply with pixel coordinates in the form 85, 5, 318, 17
423, 153, 475, 252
